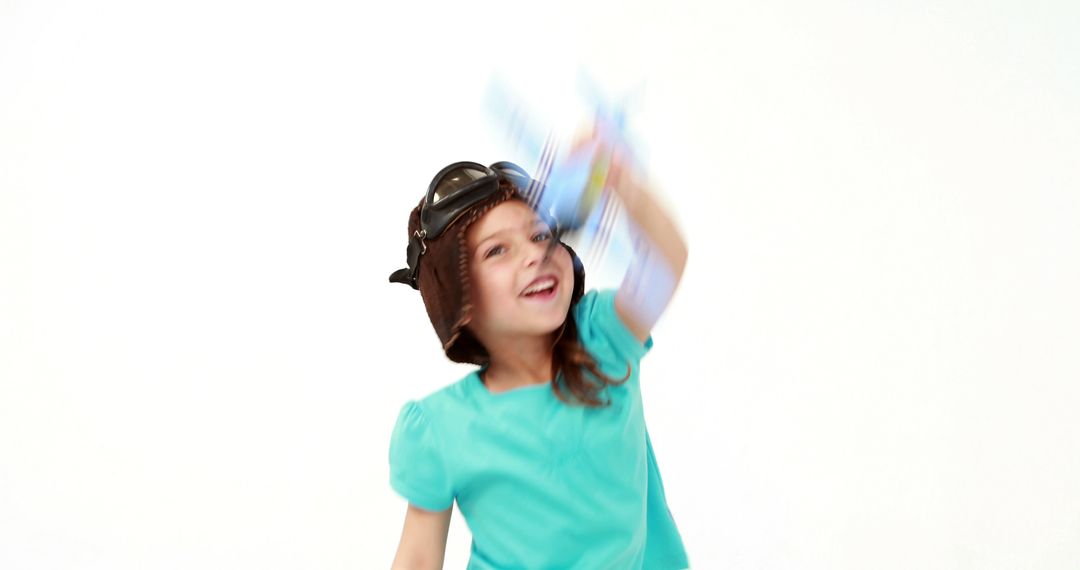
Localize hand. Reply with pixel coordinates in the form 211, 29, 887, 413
567, 119, 648, 211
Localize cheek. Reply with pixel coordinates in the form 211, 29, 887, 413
556, 248, 574, 276
470, 265, 510, 308
468, 267, 490, 308
553, 251, 575, 297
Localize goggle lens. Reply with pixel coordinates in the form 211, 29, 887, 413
432, 165, 491, 204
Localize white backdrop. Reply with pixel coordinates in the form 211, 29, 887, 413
2, 0, 1078, 568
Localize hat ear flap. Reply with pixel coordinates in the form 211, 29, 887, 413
560, 241, 585, 304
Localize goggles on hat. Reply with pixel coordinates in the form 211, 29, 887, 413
389, 161, 560, 290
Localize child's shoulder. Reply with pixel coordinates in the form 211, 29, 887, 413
573, 287, 654, 366
400, 370, 477, 417
572, 287, 620, 333
572, 288, 613, 321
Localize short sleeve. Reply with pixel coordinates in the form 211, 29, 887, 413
388, 400, 454, 511
573, 289, 654, 368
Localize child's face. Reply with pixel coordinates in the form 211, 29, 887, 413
465, 200, 574, 344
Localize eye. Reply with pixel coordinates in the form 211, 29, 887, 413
532, 231, 552, 242
484, 245, 505, 259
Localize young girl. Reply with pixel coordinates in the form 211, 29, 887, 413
387, 148, 690, 569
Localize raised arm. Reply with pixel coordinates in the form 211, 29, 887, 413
606, 149, 689, 343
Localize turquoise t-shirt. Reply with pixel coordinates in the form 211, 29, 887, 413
389, 289, 690, 569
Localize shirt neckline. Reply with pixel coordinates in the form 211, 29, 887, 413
470, 370, 555, 398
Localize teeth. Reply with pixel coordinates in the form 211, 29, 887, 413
523, 278, 556, 295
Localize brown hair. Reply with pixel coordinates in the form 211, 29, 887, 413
548, 311, 632, 408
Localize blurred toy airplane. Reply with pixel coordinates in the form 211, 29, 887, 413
483, 71, 646, 278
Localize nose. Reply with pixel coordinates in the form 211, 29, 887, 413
524, 238, 553, 267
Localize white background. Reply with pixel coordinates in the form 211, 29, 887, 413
2, 0, 1078, 568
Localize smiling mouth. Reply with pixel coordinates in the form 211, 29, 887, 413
521, 277, 558, 299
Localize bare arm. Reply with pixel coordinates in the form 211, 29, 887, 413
390, 503, 452, 570
607, 151, 689, 343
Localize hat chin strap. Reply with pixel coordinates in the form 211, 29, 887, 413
388, 231, 426, 290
